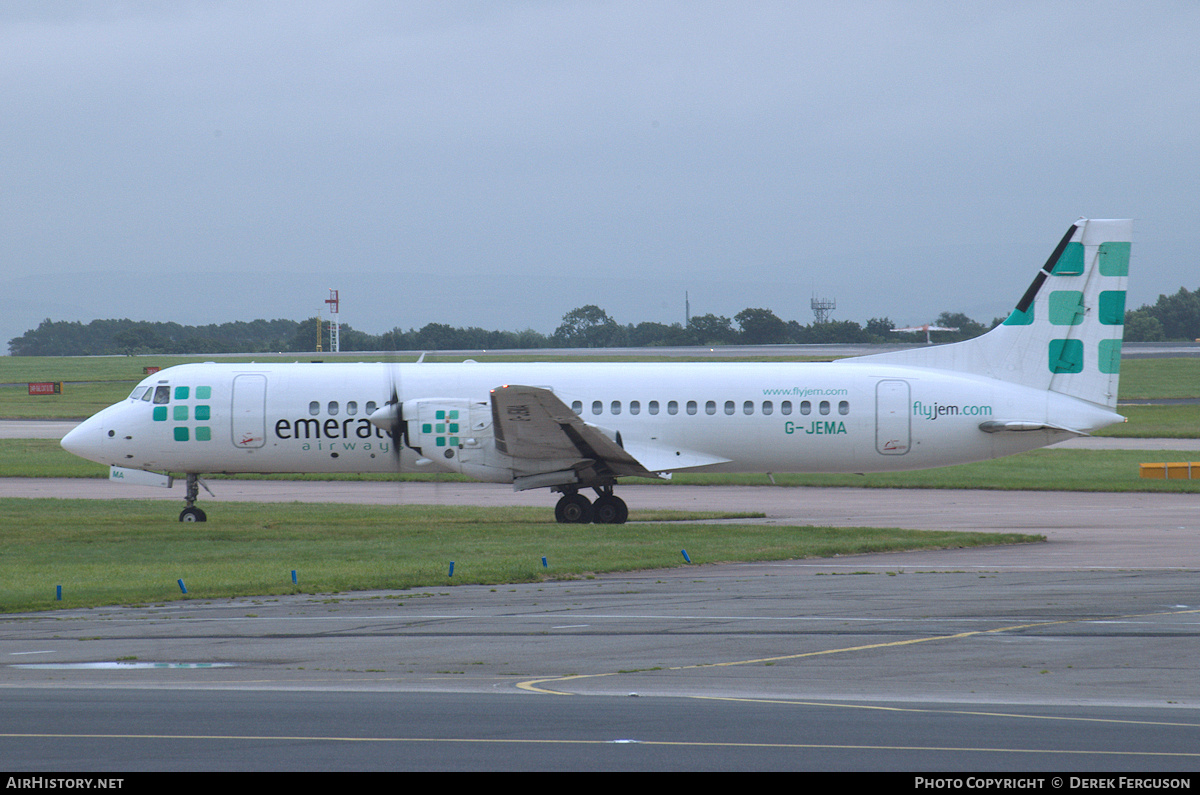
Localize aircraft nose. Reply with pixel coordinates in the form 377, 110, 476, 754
60, 417, 106, 463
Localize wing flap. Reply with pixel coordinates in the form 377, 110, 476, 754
620, 440, 732, 472
490, 385, 661, 480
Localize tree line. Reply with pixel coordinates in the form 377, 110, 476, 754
1123, 286, 1200, 342
6, 310, 982, 356
8, 287, 1197, 356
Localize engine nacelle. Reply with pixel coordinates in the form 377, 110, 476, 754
402, 398, 513, 482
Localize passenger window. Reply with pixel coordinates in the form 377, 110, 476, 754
347, 401, 358, 416
724, 401, 735, 415
630, 400, 640, 415
762, 400, 773, 416
743, 401, 754, 415
648, 400, 659, 415
705, 401, 716, 415
686, 400, 697, 415
309, 401, 320, 416
365, 401, 377, 415
839, 400, 849, 415
800, 401, 811, 415
781, 401, 792, 415
328, 401, 339, 416
592, 400, 603, 415
572, 400, 583, 415
611, 401, 621, 415
153, 386, 171, 404
668, 400, 679, 415
820, 400, 830, 415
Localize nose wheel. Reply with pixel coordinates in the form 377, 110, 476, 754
178, 473, 209, 523
180, 506, 207, 522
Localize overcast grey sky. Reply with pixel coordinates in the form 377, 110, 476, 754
2, 1, 1197, 349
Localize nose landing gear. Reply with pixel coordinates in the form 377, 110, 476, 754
178, 473, 210, 522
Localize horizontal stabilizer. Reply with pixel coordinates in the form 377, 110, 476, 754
978, 420, 1085, 435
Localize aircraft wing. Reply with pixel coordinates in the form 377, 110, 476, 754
490, 385, 728, 489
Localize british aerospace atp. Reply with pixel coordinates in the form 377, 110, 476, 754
61, 219, 1133, 524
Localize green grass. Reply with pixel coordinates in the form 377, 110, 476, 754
5, 439, 1199, 492
0, 353, 419, 384
0, 354, 351, 419
0, 439, 110, 477
0, 499, 1041, 612
0, 382, 133, 419
643, 448, 1200, 492
1096, 404, 1200, 437
1118, 358, 1200, 399
8, 438, 1200, 492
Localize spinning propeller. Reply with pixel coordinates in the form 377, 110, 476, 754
376, 369, 408, 469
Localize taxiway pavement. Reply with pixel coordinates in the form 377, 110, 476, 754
2, 477, 1199, 769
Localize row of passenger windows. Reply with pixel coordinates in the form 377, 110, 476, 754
308, 400, 378, 417
133, 387, 381, 419
570, 399, 850, 417
161, 392, 849, 420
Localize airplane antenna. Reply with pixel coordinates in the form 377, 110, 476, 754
325, 289, 340, 353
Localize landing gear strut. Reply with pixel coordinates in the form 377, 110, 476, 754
553, 485, 628, 525
179, 473, 208, 523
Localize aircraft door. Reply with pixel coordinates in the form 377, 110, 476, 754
875, 379, 910, 455
454, 402, 495, 461
231, 374, 267, 448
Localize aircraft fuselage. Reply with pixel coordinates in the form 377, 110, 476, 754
65, 359, 1119, 479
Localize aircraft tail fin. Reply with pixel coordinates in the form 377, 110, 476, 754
850, 219, 1132, 409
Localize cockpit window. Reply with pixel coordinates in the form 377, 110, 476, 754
153, 386, 171, 404
130, 386, 149, 401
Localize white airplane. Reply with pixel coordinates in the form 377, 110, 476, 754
62, 218, 1132, 524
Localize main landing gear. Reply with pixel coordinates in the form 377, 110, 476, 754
179, 473, 208, 523
553, 485, 628, 525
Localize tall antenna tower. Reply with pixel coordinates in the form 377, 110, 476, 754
324, 289, 340, 353
810, 295, 836, 324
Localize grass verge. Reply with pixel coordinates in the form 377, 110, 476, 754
1097, 404, 1200, 437
0, 499, 1040, 613
6, 440, 1200, 493
651, 448, 1200, 492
